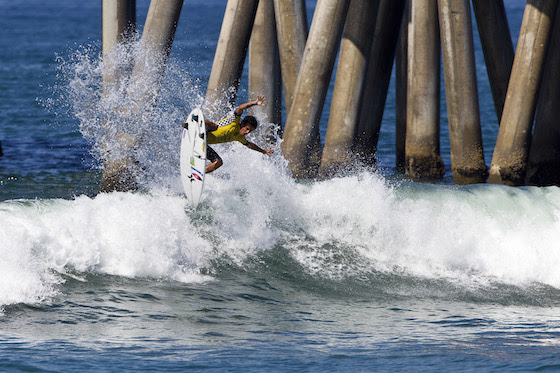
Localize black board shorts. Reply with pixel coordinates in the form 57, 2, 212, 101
207, 146, 220, 162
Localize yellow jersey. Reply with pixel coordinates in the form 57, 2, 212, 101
207, 112, 248, 145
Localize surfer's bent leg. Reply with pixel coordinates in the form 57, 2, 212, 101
206, 146, 223, 173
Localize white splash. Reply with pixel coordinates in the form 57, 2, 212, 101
2, 157, 560, 309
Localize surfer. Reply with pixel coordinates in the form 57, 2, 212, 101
202, 95, 274, 173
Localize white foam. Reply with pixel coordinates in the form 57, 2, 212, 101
3, 155, 560, 309
196, 146, 560, 289
0, 192, 214, 310
288, 179, 560, 288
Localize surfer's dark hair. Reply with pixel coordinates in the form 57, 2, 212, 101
241, 115, 258, 129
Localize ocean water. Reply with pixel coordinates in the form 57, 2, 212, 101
3, 0, 560, 371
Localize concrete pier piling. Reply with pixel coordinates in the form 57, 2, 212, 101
405, 0, 445, 180
273, 0, 308, 113
281, 0, 352, 178
102, 0, 136, 93
97, 0, 560, 188
129, 0, 183, 108
205, 0, 259, 117
101, 0, 137, 193
438, 0, 487, 184
249, 0, 282, 143
471, 0, 514, 123
526, 3, 560, 186
101, 0, 184, 193
489, 0, 558, 186
319, 0, 379, 176
395, 4, 409, 173
355, 0, 406, 167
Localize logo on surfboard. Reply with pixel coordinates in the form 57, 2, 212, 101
191, 166, 203, 181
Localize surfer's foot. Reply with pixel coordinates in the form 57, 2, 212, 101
182, 120, 188, 129
206, 158, 223, 173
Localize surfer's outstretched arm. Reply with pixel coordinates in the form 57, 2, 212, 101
245, 141, 274, 155
234, 95, 266, 116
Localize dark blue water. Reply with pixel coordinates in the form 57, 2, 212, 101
3, 0, 560, 371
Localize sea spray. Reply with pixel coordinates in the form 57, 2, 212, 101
45, 39, 207, 190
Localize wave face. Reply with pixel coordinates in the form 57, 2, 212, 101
3, 152, 560, 310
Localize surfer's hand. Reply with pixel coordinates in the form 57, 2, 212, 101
237, 97, 266, 115
256, 95, 266, 106
264, 149, 274, 155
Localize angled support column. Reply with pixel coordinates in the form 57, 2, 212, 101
281, 0, 352, 178
471, 0, 514, 123
102, 0, 136, 95
489, 0, 557, 186
395, 2, 409, 173
354, 0, 406, 167
273, 0, 308, 113
249, 0, 283, 143
205, 0, 259, 118
438, 0, 487, 184
128, 0, 183, 109
320, 0, 379, 176
527, 3, 560, 186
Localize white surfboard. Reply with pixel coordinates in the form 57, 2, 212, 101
180, 108, 207, 208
